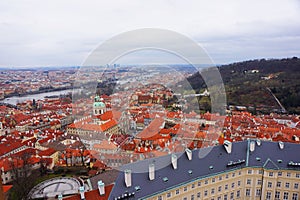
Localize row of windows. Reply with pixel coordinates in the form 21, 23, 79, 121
247, 169, 300, 178
268, 191, 298, 200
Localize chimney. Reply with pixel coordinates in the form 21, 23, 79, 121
79, 186, 85, 200
98, 180, 105, 195
171, 154, 177, 169
185, 148, 192, 160
149, 163, 155, 180
124, 169, 132, 187
250, 141, 255, 152
223, 140, 232, 154
58, 194, 63, 200
278, 141, 284, 149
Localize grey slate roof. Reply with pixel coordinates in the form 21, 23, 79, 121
109, 140, 300, 200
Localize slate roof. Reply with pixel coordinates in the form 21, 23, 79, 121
109, 140, 300, 200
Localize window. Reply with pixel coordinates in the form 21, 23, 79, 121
231, 182, 234, 188
219, 176, 222, 181
294, 183, 299, 189
226, 174, 229, 179
230, 192, 234, 200
286, 182, 290, 188
237, 190, 240, 198
256, 189, 261, 196
268, 182, 272, 188
246, 179, 251, 185
283, 192, 288, 200
258, 170, 263, 174
176, 189, 180, 195
266, 192, 271, 200
246, 189, 251, 196
238, 171, 241, 175
257, 179, 262, 185
158, 196, 162, 200
212, 178, 215, 183
277, 182, 281, 187
198, 181, 201, 187
217, 197, 221, 200
191, 195, 194, 200
224, 194, 228, 200
238, 180, 241, 186
192, 184, 195, 189
296, 173, 300, 178
287, 172, 291, 177
225, 184, 228, 190
269, 172, 273, 177
218, 186, 221, 192
248, 169, 252, 174
275, 191, 280, 200
211, 188, 215, 194
278, 171, 282, 176
204, 190, 208, 197
183, 198, 187, 200
184, 186, 187, 191
205, 180, 208, 185
292, 193, 298, 200
197, 192, 200, 198
167, 193, 171, 198
232, 172, 235, 177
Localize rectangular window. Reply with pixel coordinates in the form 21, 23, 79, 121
217, 197, 221, 200
278, 171, 282, 176
219, 176, 222, 181
212, 178, 215, 183
266, 192, 271, 200
283, 192, 288, 200
225, 184, 228, 190
191, 194, 194, 200
211, 188, 215, 194
230, 192, 234, 200
198, 181, 201, 187
197, 192, 200, 198
183, 198, 187, 200
287, 172, 291, 177
167, 193, 171, 198
224, 194, 228, 200
238, 171, 241, 175
246, 189, 251, 196
257, 179, 262, 185
256, 189, 261, 196
286, 182, 290, 188
158, 196, 162, 200
205, 180, 208, 185
294, 183, 299, 189
231, 182, 234, 188
275, 191, 280, 200
226, 174, 229, 179
268, 182, 272, 188
238, 180, 241, 186
296, 173, 300, 178
248, 169, 252, 174
277, 182, 281, 187
192, 184, 195, 189
292, 193, 298, 200
218, 186, 221, 192
176, 189, 179, 194
237, 190, 240, 198
247, 179, 251, 185
232, 172, 235, 177
269, 172, 273, 177
204, 190, 208, 196
258, 170, 263, 174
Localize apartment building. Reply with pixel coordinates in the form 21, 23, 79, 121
110, 140, 300, 200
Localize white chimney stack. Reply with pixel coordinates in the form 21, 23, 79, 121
124, 169, 132, 187
98, 180, 105, 195
185, 148, 192, 160
250, 141, 255, 152
58, 194, 63, 200
149, 163, 155, 180
224, 140, 232, 154
79, 186, 85, 200
171, 154, 177, 169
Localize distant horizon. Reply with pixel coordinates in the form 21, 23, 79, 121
0, 56, 298, 70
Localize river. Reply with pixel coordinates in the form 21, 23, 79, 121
0, 89, 77, 105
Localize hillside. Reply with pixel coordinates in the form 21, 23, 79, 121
183, 57, 300, 114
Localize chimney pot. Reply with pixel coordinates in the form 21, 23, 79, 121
149, 163, 155, 180
171, 154, 177, 169
124, 169, 132, 187
98, 180, 105, 195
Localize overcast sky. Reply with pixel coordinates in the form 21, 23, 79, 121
0, 0, 300, 67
